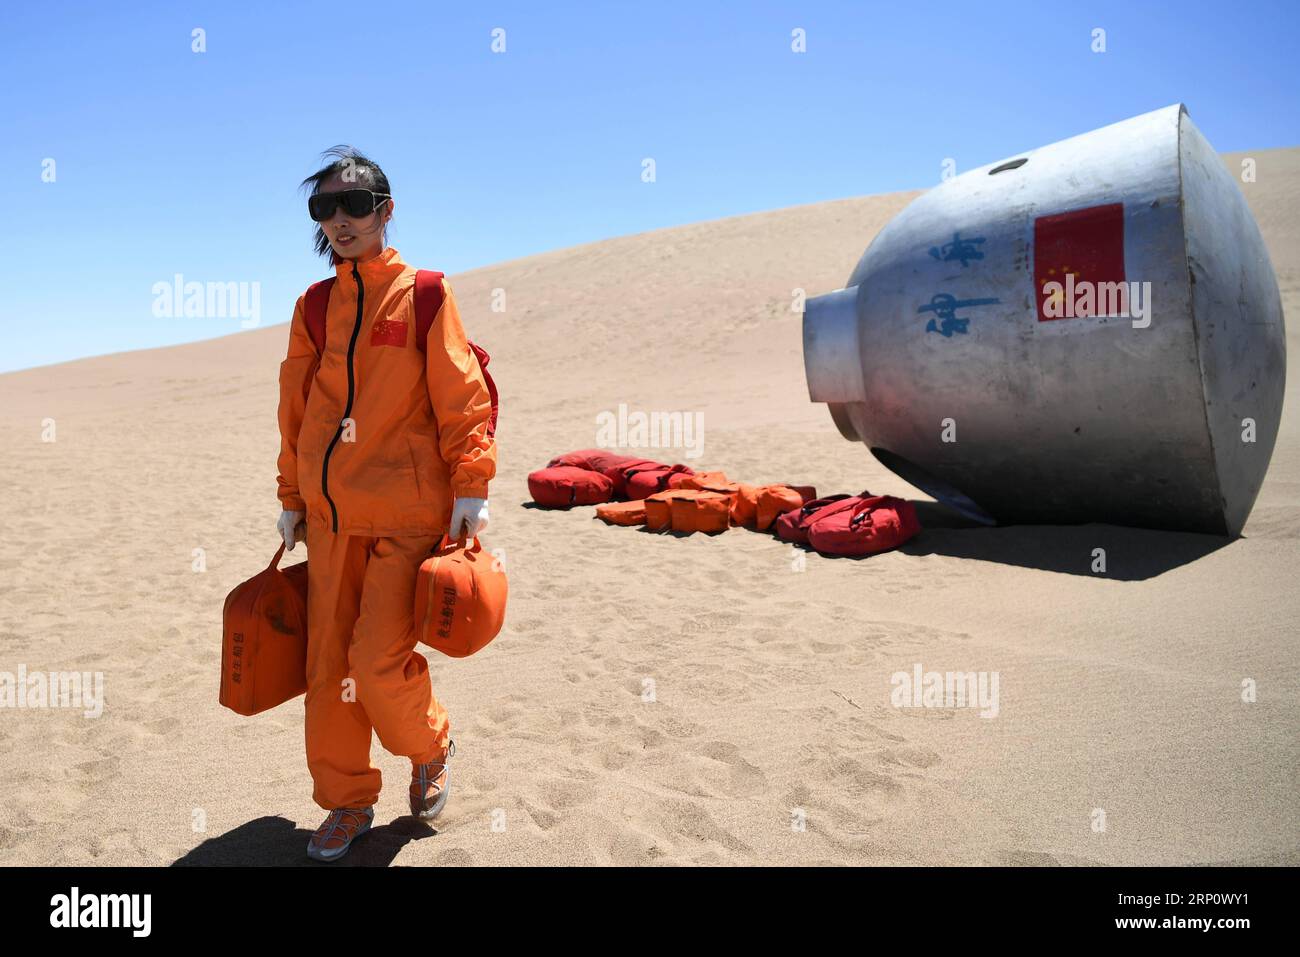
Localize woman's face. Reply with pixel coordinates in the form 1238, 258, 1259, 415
317, 171, 394, 262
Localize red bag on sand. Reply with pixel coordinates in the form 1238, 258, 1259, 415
596, 499, 648, 526
602, 458, 665, 497
220, 543, 308, 717
755, 484, 819, 531
624, 463, 695, 500
528, 466, 615, 508
547, 449, 647, 473
670, 491, 733, 534
806, 495, 921, 556
775, 494, 859, 545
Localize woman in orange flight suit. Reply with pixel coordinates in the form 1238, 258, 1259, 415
275, 146, 496, 862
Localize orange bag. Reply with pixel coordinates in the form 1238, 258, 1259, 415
415, 535, 508, 658
643, 489, 686, 531
730, 483, 760, 528
220, 543, 309, 717
668, 469, 729, 490
595, 500, 647, 526
670, 491, 734, 533
755, 484, 818, 531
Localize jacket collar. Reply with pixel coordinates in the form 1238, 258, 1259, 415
334, 245, 406, 288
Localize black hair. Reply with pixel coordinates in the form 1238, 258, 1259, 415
299, 145, 393, 264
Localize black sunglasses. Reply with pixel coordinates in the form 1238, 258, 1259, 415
308, 188, 392, 222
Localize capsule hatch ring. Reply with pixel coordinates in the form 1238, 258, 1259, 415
869, 447, 998, 526
827, 402, 860, 442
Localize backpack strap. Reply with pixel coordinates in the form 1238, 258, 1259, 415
415, 269, 499, 438
303, 277, 335, 354
413, 270, 446, 351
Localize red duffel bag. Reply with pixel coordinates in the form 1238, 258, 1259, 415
623, 463, 695, 500
602, 458, 665, 498
806, 495, 921, 556
528, 466, 615, 507
775, 493, 859, 545
547, 449, 648, 473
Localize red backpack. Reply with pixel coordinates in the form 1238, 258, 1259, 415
303, 269, 499, 437
805, 494, 921, 556
775, 493, 859, 545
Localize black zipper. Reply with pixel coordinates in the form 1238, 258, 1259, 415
321, 262, 366, 533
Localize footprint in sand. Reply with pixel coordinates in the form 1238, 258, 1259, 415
434, 847, 475, 866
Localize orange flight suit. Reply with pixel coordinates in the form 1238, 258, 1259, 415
276, 245, 496, 810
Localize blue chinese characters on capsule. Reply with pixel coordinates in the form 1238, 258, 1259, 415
917, 293, 1000, 337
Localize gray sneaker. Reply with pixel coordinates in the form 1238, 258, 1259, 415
306, 806, 374, 862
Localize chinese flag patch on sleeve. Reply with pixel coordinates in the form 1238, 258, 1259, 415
371, 319, 409, 347
1033, 202, 1126, 321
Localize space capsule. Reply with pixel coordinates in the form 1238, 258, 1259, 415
802, 104, 1285, 536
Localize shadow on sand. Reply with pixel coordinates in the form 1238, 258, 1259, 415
892, 501, 1229, 580
602, 499, 1232, 580
172, 815, 440, 867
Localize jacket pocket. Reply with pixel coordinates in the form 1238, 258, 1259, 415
407, 431, 446, 501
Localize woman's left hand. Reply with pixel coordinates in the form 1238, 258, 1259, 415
449, 497, 489, 539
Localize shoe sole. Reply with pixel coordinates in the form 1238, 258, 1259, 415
306, 816, 372, 862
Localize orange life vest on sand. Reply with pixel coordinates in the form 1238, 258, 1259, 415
641, 489, 736, 534
667, 470, 729, 491
414, 535, 508, 658
219, 543, 308, 716
643, 489, 695, 531
595, 499, 648, 526
670, 491, 733, 534
755, 485, 819, 531
531, 448, 923, 555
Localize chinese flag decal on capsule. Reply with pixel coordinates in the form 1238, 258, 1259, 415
371, 319, 408, 347
1033, 202, 1126, 322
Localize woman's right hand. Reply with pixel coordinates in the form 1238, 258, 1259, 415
277, 509, 306, 550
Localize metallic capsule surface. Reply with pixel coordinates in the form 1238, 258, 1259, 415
803, 104, 1286, 536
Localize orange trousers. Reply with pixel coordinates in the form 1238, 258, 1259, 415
304, 523, 450, 810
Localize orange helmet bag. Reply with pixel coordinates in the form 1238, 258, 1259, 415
415, 535, 508, 658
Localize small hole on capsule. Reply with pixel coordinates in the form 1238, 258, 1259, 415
989, 158, 1028, 175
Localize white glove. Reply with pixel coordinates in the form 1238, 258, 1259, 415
277, 509, 306, 551
449, 497, 489, 539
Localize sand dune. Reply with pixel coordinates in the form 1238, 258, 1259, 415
0, 148, 1296, 865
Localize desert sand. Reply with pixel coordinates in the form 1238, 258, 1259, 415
0, 148, 1296, 866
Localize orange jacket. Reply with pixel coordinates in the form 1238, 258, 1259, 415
276, 246, 496, 536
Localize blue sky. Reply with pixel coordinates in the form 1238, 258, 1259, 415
2, 0, 1297, 371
